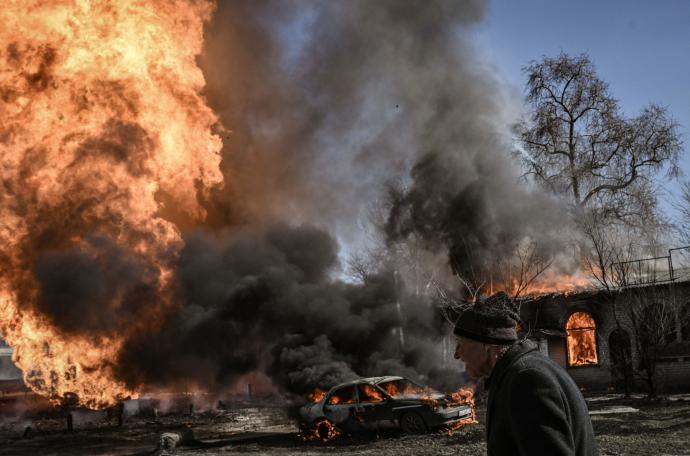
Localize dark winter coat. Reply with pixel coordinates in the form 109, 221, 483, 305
485, 339, 598, 456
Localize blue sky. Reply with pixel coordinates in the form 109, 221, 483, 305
475, 0, 690, 222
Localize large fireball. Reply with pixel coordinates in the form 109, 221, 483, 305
0, 0, 222, 409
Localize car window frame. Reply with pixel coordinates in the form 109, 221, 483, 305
325, 384, 357, 406
375, 378, 432, 398
356, 382, 388, 404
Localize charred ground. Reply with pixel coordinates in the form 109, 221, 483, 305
1, 393, 688, 455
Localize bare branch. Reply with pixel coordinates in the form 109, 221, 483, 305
517, 53, 682, 226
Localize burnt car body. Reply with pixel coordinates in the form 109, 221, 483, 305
299, 376, 472, 434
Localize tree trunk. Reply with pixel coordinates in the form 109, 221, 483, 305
568, 120, 581, 205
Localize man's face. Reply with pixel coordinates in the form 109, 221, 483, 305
454, 336, 493, 379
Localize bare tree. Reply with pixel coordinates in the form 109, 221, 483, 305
579, 213, 633, 395
674, 181, 690, 244
621, 286, 678, 398
361, 183, 553, 334
516, 53, 682, 225
582, 212, 684, 397
347, 183, 449, 296
506, 238, 554, 299
580, 212, 638, 290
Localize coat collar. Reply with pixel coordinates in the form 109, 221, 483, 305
485, 339, 539, 439
486, 339, 538, 390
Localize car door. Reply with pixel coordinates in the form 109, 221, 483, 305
323, 385, 357, 427
355, 383, 393, 430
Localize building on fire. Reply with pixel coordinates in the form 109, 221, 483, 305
519, 249, 690, 394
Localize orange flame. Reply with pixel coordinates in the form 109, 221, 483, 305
379, 380, 425, 398
0, 0, 222, 409
508, 272, 592, 297
327, 395, 355, 405
566, 312, 598, 366
308, 388, 326, 403
360, 384, 384, 403
444, 386, 477, 432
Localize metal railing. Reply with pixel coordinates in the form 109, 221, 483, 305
612, 246, 690, 287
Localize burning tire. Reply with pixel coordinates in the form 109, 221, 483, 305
400, 411, 427, 434
316, 419, 336, 441
300, 418, 340, 442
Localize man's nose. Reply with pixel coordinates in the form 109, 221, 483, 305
454, 343, 462, 359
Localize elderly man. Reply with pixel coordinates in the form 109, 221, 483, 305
454, 292, 598, 456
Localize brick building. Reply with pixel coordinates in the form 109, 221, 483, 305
520, 281, 690, 393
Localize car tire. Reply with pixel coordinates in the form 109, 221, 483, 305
315, 418, 337, 441
399, 411, 427, 434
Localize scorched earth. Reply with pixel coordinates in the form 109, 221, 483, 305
1, 392, 689, 455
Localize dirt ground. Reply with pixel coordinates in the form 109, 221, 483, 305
1, 393, 689, 455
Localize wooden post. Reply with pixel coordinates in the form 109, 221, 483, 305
66, 413, 73, 433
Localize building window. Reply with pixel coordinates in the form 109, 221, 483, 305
566, 312, 598, 366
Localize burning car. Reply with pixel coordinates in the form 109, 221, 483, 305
300, 376, 473, 438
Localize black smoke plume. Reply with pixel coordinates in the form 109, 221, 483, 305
114, 225, 459, 395
21, 0, 574, 399
200, 0, 571, 293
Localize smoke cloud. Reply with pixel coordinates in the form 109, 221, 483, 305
200, 1, 489, 239
201, 0, 571, 291
5, 0, 575, 401
114, 225, 457, 395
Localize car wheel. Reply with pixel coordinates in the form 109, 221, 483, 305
315, 418, 338, 441
399, 412, 427, 434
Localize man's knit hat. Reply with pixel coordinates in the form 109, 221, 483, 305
453, 291, 518, 345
